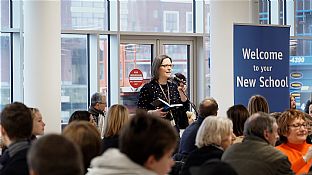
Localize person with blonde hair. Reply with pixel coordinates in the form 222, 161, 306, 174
101, 104, 129, 153
63, 121, 101, 174
29, 107, 46, 140
181, 116, 235, 175
247, 95, 269, 115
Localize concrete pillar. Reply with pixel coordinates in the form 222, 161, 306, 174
24, 0, 61, 133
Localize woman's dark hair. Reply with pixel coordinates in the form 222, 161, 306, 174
227, 104, 250, 136
69, 111, 90, 123
304, 100, 312, 114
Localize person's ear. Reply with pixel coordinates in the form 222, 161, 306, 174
263, 129, 270, 140
144, 155, 157, 170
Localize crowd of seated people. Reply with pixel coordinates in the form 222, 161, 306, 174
3, 93, 312, 175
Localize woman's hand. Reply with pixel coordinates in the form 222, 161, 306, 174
178, 84, 188, 102
148, 108, 168, 118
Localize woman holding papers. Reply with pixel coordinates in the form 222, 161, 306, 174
137, 54, 189, 130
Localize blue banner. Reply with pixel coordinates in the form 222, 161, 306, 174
234, 24, 290, 112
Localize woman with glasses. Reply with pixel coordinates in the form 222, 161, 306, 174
137, 54, 189, 132
276, 109, 312, 174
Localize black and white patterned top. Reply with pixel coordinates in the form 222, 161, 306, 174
137, 79, 189, 126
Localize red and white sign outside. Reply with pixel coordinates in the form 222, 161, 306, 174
129, 69, 143, 88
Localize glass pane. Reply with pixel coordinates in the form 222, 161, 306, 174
259, 0, 269, 24
61, 0, 108, 30
0, 33, 11, 110
296, 0, 312, 36
99, 35, 108, 95
0, 0, 10, 29
205, 1, 210, 33
120, 43, 152, 113
61, 34, 88, 124
289, 39, 312, 111
204, 36, 210, 97
163, 44, 188, 78
120, 0, 193, 32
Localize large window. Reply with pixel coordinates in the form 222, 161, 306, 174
0, 33, 11, 110
120, 0, 192, 32
61, 34, 88, 124
61, 0, 108, 30
0, 0, 10, 30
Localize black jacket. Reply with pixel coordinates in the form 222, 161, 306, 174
0, 140, 31, 175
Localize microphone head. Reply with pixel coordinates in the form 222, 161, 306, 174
171, 74, 186, 85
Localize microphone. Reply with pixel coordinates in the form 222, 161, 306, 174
171, 75, 186, 85
170, 74, 199, 116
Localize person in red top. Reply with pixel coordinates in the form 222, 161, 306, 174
276, 109, 312, 174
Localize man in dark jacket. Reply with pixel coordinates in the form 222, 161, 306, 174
89, 92, 106, 137
0, 102, 33, 175
222, 112, 294, 175
175, 97, 218, 160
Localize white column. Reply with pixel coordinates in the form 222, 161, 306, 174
210, 0, 259, 116
24, 0, 61, 133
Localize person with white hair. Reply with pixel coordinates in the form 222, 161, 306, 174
180, 116, 235, 175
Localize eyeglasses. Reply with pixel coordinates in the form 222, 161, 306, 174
288, 122, 308, 129
161, 64, 174, 68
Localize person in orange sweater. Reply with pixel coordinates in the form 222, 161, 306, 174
276, 109, 312, 174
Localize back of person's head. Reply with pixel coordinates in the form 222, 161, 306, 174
63, 121, 101, 173
248, 95, 269, 115
90, 92, 105, 107
195, 116, 233, 149
190, 159, 238, 175
198, 97, 218, 117
104, 104, 129, 137
226, 104, 249, 137
270, 112, 282, 121
68, 110, 90, 123
119, 111, 178, 166
277, 109, 306, 143
244, 112, 275, 141
0, 102, 33, 141
27, 134, 83, 175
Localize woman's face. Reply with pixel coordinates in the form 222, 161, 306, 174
221, 130, 235, 150
286, 118, 308, 144
158, 58, 173, 80
32, 111, 45, 135
290, 96, 296, 109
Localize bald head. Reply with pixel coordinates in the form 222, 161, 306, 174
198, 98, 218, 118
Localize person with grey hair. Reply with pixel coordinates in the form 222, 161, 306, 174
137, 54, 189, 131
89, 92, 106, 137
222, 112, 293, 175
180, 116, 235, 175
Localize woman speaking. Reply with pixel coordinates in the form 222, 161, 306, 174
137, 54, 189, 131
